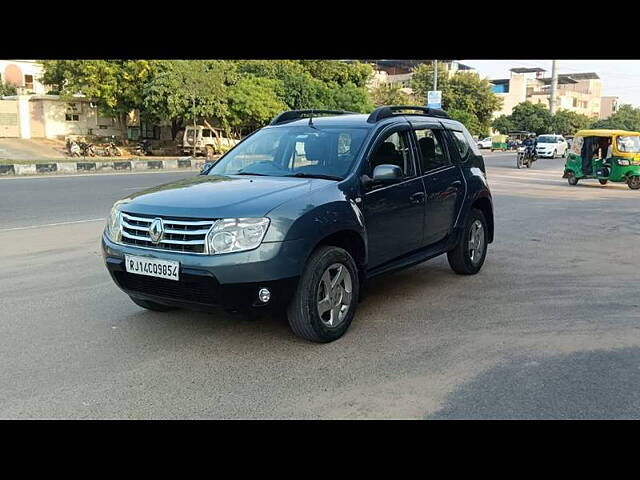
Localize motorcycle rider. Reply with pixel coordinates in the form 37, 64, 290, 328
522, 133, 537, 159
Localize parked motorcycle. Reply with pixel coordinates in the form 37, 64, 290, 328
103, 136, 122, 157
68, 140, 81, 157
79, 142, 96, 157
134, 139, 152, 156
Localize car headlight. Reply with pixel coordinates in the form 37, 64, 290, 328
206, 218, 270, 255
617, 159, 630, 166
105, 205, 122, 242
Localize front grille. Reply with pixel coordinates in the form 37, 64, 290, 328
120, 212, 216, 254
114, 271, 220, 305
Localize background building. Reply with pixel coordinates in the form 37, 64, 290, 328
0, 60, 47, 95
490, 68, 603, 118
600, 96, 618, 119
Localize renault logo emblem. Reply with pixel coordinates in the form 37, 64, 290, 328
149, 218, 164, 244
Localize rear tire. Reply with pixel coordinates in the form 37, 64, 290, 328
628, 176, 640, 190
447, 209, 488, 275
567, 172, 579, 185
287, 246, 359, 343
130, 296, 174, 312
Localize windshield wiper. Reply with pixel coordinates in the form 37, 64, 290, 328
286, 173, 343, 181
235, 172, 269, 176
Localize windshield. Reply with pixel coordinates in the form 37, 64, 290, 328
208, 126, 369, 179
537, 135, 558, 143
616, 136, 640, 153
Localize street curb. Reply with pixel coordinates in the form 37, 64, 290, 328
0, 157, 218, 176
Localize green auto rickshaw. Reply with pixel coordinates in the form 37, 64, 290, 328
491, 134, 508, 152
563, 129, 640, 189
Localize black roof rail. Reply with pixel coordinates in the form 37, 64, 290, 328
269, 110, 357, 125
367, 105, 451, 123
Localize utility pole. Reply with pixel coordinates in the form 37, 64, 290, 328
433, 60, 438, 91
550, 60, 558, 115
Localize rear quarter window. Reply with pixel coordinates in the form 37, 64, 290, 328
451, 128, 480, 159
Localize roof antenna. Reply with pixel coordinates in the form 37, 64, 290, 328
308, 109, 317, 129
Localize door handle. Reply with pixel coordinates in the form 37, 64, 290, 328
451, 180, 462, 187
410, 192, 425, 204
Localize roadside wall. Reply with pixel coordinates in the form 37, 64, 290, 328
0, 100, 20, 137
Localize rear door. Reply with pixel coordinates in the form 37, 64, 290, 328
411, 122, 465, 246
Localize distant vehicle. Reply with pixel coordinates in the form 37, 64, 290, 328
180, 125, 239, 157
477, 137, 492, 149
535, 134, 568, 158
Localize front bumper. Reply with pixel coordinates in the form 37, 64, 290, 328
102, 233, 305, 310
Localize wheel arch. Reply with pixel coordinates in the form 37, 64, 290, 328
471, 196, 494, 244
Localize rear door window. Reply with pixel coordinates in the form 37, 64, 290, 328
414, 128, 449, 172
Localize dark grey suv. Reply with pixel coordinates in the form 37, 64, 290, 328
102, 106, 494, 342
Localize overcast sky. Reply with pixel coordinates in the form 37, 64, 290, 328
460, 60, 640, 107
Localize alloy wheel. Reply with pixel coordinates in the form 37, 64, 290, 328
317, 263, 353, 328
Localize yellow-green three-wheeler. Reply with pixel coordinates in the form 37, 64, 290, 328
563, 129, 640, 189
491, 134, 509, 152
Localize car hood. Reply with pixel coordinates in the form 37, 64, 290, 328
117, 174, 334, 218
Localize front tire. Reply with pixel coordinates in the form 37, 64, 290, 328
130, 296, 173, 312
567, 172, 579, 185
599, 179, 608, 185
287, 246, 359, 343
447, 209, 488, 275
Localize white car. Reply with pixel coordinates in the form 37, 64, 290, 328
477, 137, 492, 149
535, 135, 568, 158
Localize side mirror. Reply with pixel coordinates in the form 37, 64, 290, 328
199, 162, 214, 175
372, 164, 404, 184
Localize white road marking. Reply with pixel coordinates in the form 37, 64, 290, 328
0, 218, 105, 232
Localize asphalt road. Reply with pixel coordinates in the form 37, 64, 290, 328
1, 152, 640, 419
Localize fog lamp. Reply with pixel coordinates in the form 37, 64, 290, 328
258, 288, 271, 303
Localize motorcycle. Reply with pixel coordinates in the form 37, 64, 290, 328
103, 136, 122, 157
68, 140, 81, 157
134, 139, 152, 156
79, 142, 96, 157
516, 145, 537, 169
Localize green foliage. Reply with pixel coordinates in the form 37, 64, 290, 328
491, 114, 515, 134
590, 104, 640, 132
299, 60, 373, 88
493, 102, 597, 136
0, 81, 17, 96
411, 65, 502, 136
370, 83, 411, 107
143, 60, 233, 125
227, 76, 287, 135
550, 109, 593, 136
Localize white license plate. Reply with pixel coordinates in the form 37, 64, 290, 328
125, 255, 179, 281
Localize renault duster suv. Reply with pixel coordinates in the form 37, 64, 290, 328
102, 106, 494, 343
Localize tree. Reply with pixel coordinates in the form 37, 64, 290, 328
411, 65, 502, 136
41, 60, 154, 143
299, 60, 373, 88
370, 83, 411, 107
143, 60, 235, 140
235, 60, 374, 112
410, 62, 449, 103
591, 104, 640, 132
0, 82, 17, 96
507, 101, 553, 135
550, 109, 592, 136
227, 76, 286, 136
492, 114, 515, 135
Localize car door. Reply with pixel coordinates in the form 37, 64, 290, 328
558, 137, 568, 155
412, 124, 465, 246
362, 125, 426, 269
